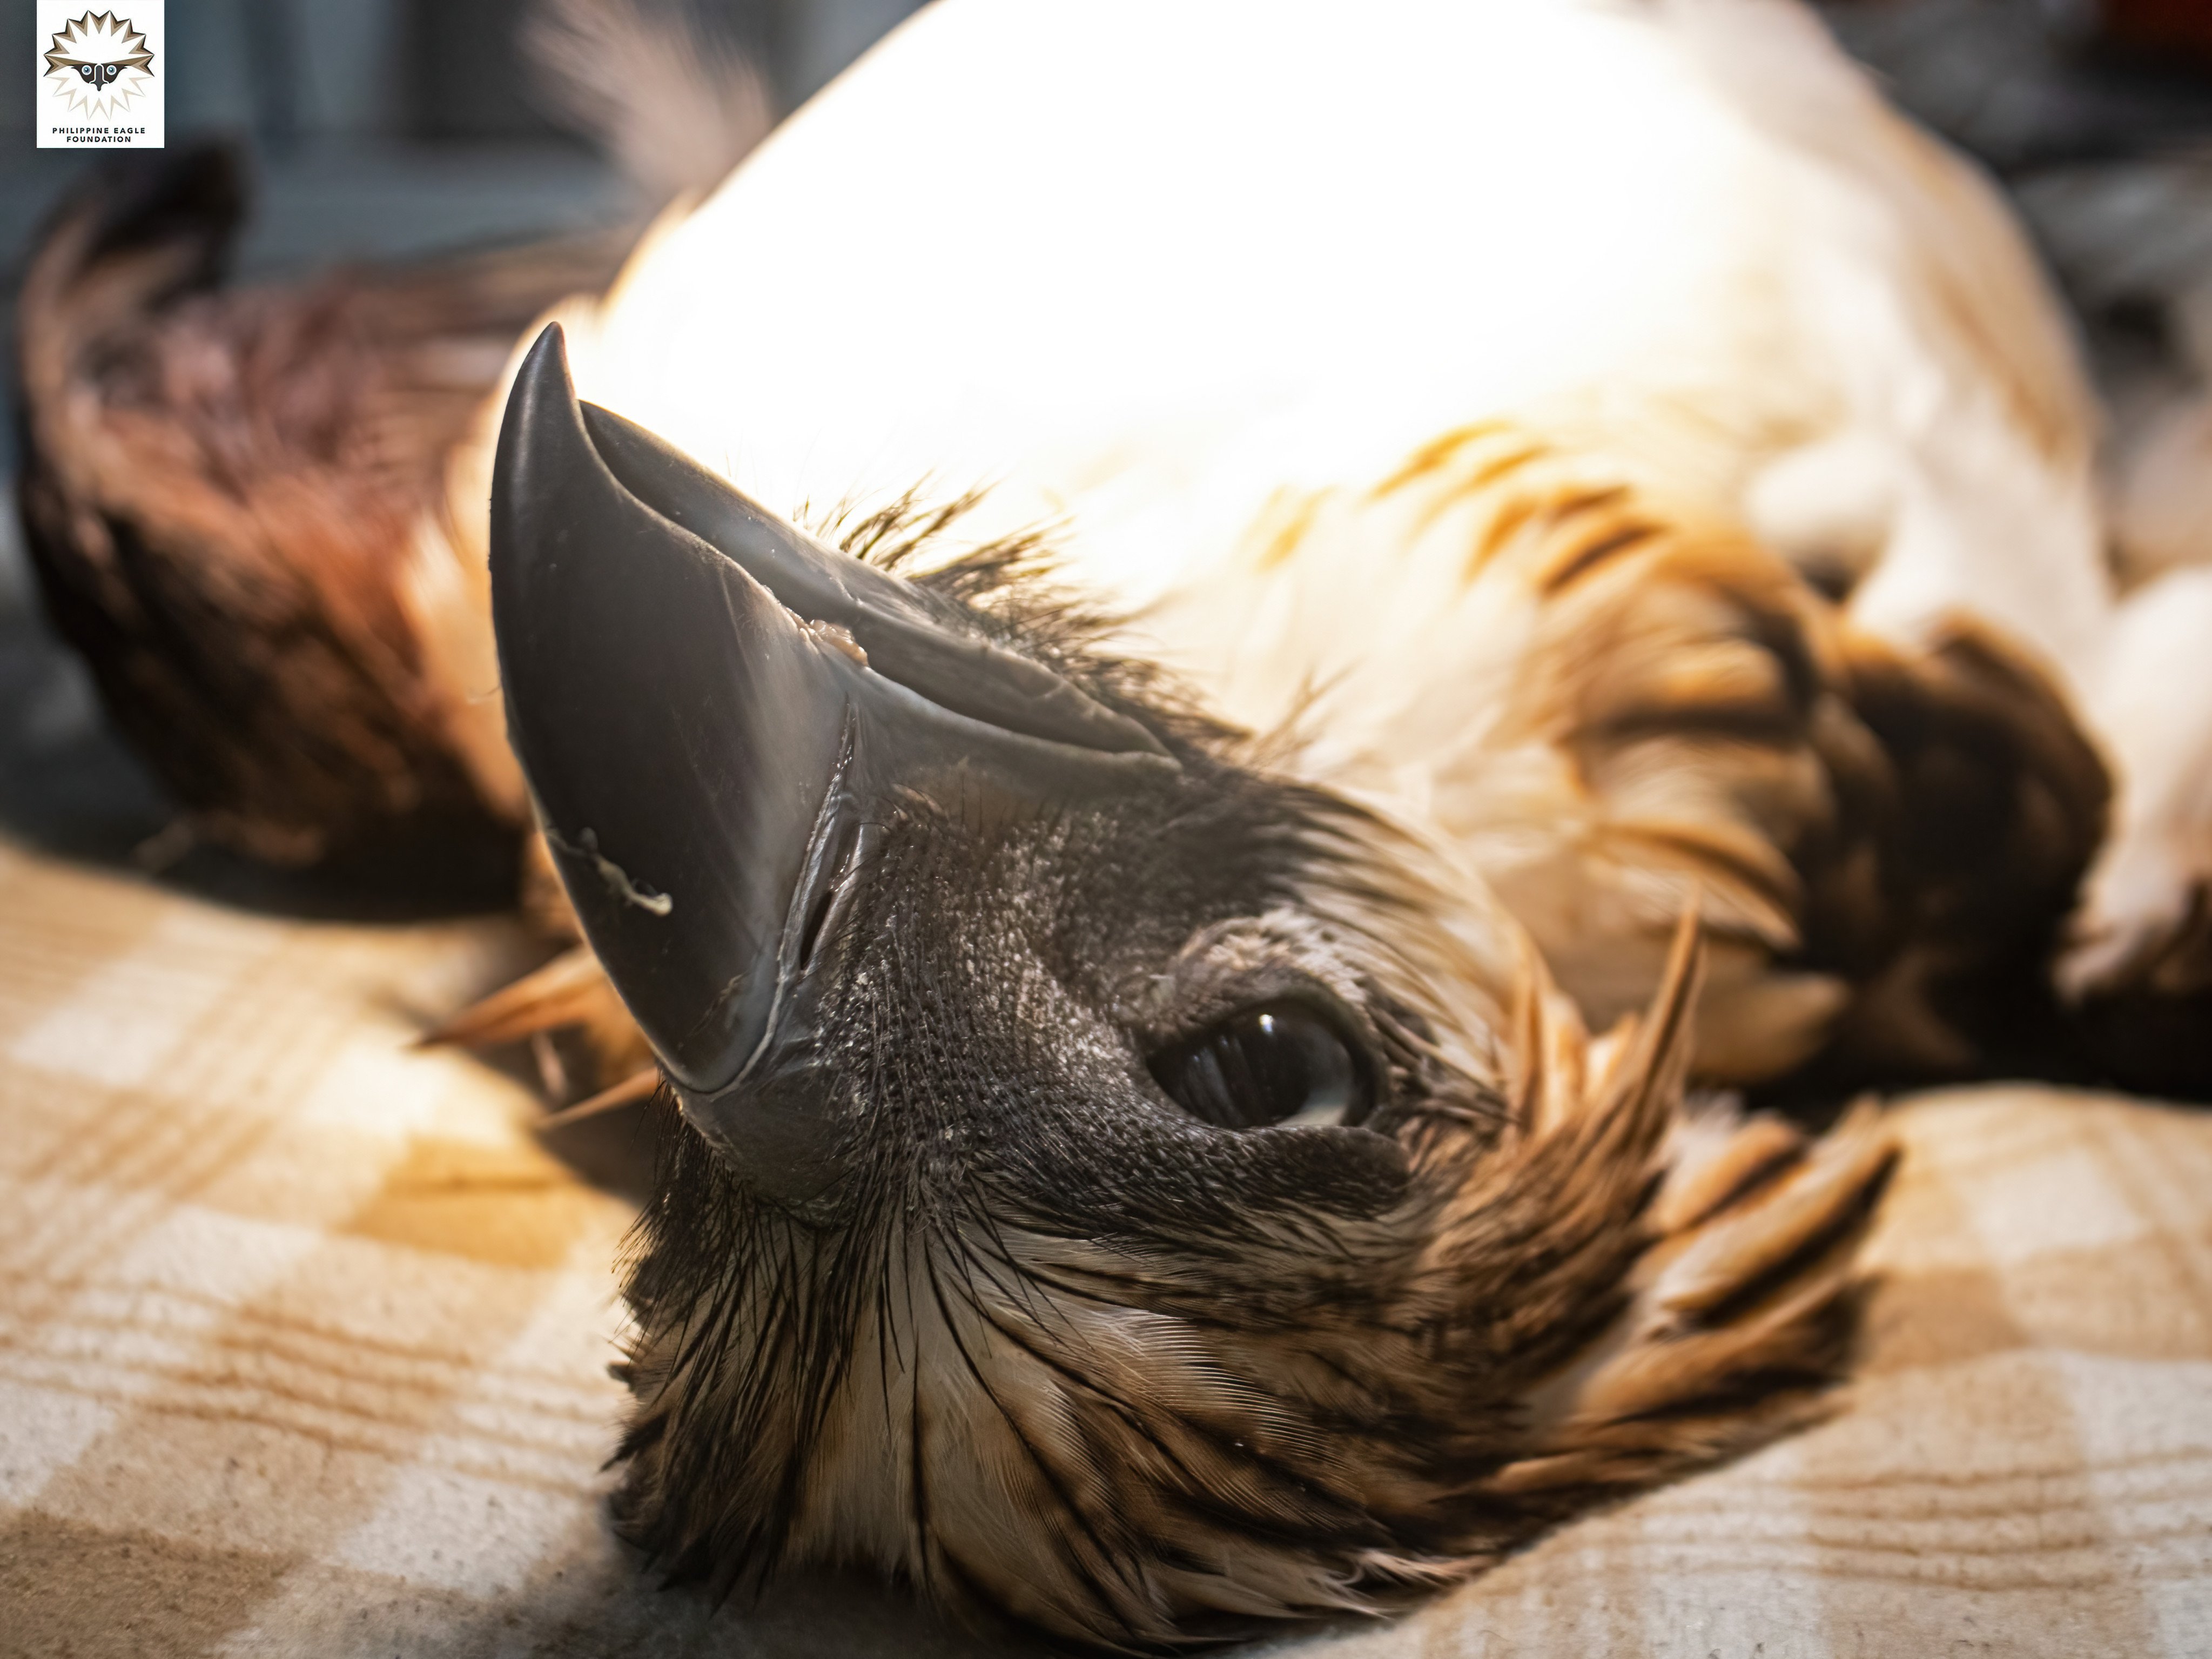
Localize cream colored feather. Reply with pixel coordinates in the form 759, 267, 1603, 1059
413, 0, 2203, 1063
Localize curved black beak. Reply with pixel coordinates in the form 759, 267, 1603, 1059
489, 325, 1173, 1202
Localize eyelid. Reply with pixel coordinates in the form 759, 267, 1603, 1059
1139, 973, 1370, 1058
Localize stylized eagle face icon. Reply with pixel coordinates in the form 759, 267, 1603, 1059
43, 11, 154, 118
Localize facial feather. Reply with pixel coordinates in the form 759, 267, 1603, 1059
572, 527, 1893, 1648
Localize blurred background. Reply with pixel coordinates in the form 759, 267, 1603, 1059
3, 0, 2212, 900
0, 0, 933, 891
0, 0, 923, 265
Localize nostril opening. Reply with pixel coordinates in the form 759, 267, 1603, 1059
797, 872, 839, 971
797, 810, 864, 973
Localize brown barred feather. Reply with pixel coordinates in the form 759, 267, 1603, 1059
11, 143, 629, 871
1368, 425, 2109, 1085
420, 942, 636, 1056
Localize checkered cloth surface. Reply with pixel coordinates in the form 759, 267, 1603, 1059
2, 830, 2208, 1658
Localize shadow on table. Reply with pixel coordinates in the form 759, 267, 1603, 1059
256, 1555, 1053, 1659
0, 597, 521, 923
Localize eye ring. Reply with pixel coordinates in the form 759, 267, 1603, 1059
1147, 1001, 1375, 1131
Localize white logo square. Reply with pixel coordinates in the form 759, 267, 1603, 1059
37, 3, 164, 149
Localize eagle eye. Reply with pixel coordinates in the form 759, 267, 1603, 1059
1148, 1003, 1373, 1131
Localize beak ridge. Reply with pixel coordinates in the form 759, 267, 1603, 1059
491, 324, 856, 1100
574, 400, 1171, 760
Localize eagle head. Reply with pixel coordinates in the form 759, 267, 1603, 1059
488, 324, 1894, 1649
43, 11, 154, 113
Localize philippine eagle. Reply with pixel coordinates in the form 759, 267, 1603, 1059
14, 0, 2212, 1645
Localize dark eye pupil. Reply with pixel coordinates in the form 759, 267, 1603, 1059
1150, 1004, 1369, 1130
